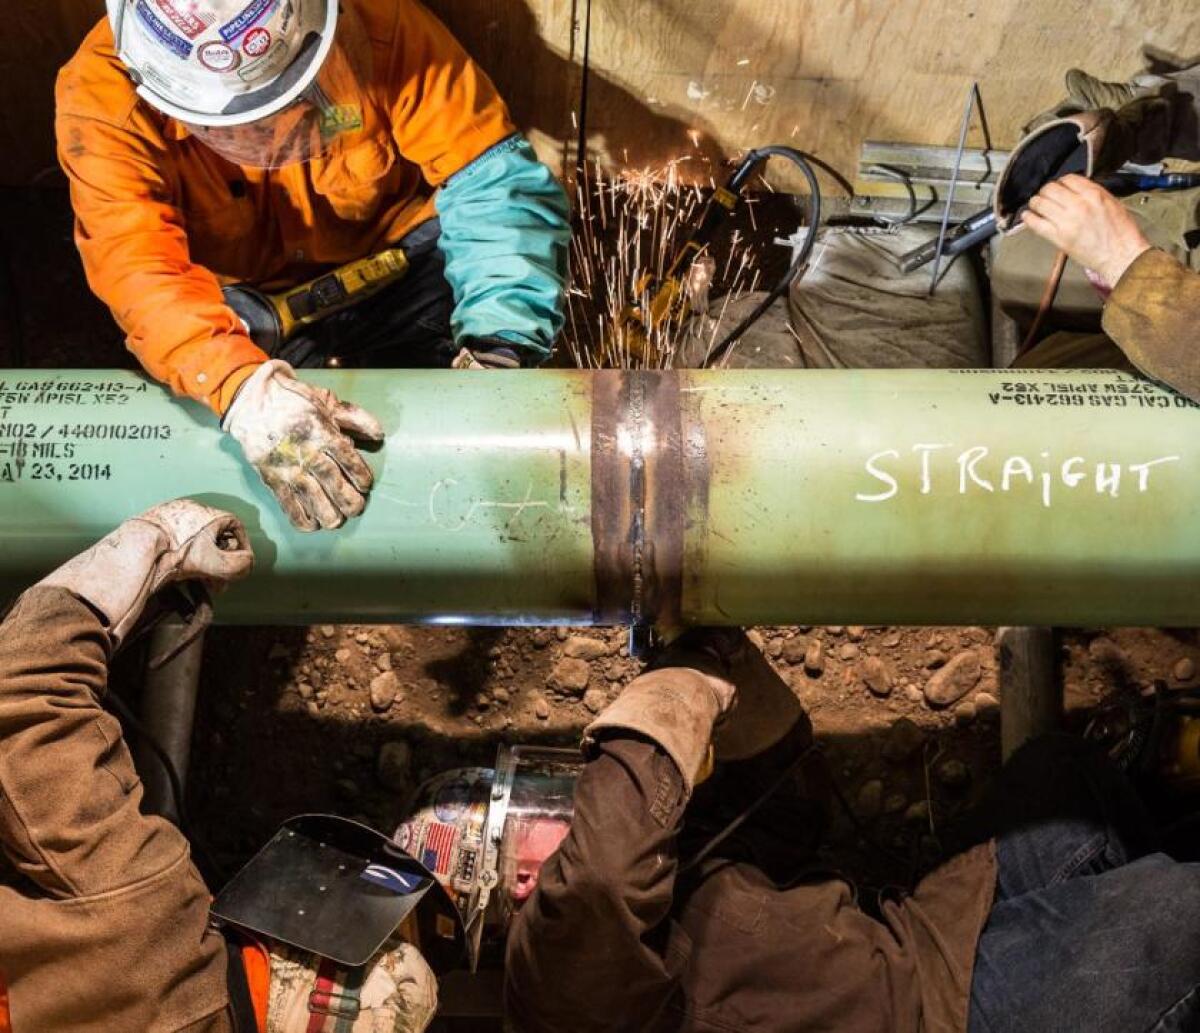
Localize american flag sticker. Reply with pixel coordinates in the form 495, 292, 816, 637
421, 822, 459, 876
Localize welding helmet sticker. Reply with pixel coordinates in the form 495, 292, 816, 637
393, 746, 582, 966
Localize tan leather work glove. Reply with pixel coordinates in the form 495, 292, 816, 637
583, 641, 736, 794
223, 360, 384, 532
35, 499, 253, 650
1024, 68, 1166, 132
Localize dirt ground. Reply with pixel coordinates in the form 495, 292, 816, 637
183, 622, 1200, 882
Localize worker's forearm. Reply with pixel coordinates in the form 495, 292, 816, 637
1102, 248, 1200, 401
435, 135, 570, 362
58, 114, 267, 414
80, 238, 267, 413
504, 736, 687, 1032
0, 586, 184, 897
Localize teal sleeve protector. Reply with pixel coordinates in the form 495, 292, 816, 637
435, 135, 570, 363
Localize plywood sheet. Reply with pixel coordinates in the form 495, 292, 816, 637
6, 0, 1200, 192
574, 0, 1200, 193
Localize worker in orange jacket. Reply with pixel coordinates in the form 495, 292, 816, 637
56, 0, 570, 532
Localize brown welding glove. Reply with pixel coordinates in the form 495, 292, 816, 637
584, 629, 806, 791
660, 629, 807, 763
583, 663, 734, 795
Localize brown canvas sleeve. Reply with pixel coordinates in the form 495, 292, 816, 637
504, 736, 689, 1033
0, 587, 230, 1032
1102, 248, 1200, 401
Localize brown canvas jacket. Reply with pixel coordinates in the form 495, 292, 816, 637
1102, 248, 1200, 402
0, 588, 234, 1033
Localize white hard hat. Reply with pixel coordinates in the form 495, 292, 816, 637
106, 0, 338, 128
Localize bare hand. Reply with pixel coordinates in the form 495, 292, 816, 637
1023, 175, 1152, 289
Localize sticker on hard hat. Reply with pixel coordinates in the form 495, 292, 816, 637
236, 38, 287, 81
152, 0, 212, 39
219, 0, 277, 43
198, 41, 241, 72
241, 27, 272, 57
134, 0, 194, 60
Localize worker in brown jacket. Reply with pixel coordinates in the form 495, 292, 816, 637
0, 501, 461, 1032
505, 629, 1200, 1032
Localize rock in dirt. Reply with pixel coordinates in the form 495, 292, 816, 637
804, 639, 826, 677
534, 696, 551, 720
582, 688, 607, 714
334, 648, 351, 664
549, 658, 591, 696
904, 685, 924, 704
297, 682, 314, 700
859, 657, 893, 697
781, 636, 809, 665
955, 702, 977, 725
377, 741, 412, 793
369, 672, 400, 711
904, 800, 931, 825
856, 779, 884, 819
883, 718, 925, 762
320, 625, 336, 639
838, 643, 860, 661
935, 757, 971, 789
563, 636, 609, 661
882, 632, 902, 648
883, 792, 908, 815
492, 687, 511, 705
846, 626, 866, 642
924, 649, 948, 670
1173, 657, 1197, 683
924, 651, 982, 708
973, 691, 1000, 717
376, 653, 393, 672
1088, 636, 1127, 669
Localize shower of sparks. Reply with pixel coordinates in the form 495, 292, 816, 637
563, 158, 762, 370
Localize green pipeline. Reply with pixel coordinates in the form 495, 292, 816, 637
0, 367, 1197, 627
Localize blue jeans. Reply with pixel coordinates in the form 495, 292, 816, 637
968, 736, 1200, 1033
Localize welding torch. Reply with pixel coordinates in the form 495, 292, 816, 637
898, 171, 1200, 274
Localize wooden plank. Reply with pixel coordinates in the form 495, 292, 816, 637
8, 0, 1200, 195
575, 0, 1200, 194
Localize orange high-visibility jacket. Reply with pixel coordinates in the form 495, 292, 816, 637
56, 0, 517, 414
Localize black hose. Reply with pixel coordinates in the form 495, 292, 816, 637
701, 147, 823, 368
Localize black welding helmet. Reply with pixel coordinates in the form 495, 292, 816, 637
995, 110, 1115, 231
210, 814, 466, 972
